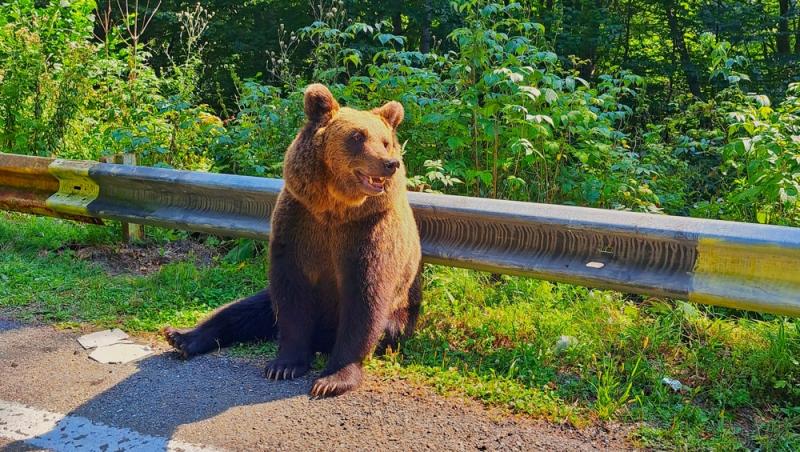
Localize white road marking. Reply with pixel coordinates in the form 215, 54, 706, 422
0, 400, 221, 452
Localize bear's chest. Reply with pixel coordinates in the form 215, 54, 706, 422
295, 223, 337, 286
296, 220, 372, 292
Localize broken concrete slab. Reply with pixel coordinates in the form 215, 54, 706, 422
77, 329, 129, 349
88, 343, 153, 364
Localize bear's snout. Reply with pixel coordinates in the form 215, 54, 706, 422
383, 159, 400, 176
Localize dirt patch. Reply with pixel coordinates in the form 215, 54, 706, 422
57, 240, 218, 275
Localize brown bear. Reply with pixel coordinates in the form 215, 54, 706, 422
163, 84, 422, 397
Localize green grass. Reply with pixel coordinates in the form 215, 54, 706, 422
0, 212, 266, 331
2, 212, 799, 450
369, 267, 800, 450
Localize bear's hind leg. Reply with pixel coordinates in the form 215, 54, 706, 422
163, 289, 276, 358
377, 272, 422, 354
376, 302, 421, 355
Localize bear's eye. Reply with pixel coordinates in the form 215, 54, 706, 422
382, 139, 390, 149
351, 131, 366, 143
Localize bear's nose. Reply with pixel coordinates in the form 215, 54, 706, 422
383, 159, 400, 175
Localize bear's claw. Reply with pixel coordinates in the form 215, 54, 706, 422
264, 358, 309, 381
309, 365, 362, 398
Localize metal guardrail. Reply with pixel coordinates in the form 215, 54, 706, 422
2, 152, 800, 316
0, 154, 101, 223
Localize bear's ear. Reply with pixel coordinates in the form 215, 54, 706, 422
374, 101, 404, 130
304, 84, 339, 123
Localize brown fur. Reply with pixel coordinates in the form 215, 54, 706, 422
163, 84, 422, 398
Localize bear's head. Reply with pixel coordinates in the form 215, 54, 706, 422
284, 84, 406, 218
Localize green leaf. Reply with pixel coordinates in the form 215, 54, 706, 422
447, 136, 466, 150
543, 88, 558, 104
528, 114, 554, 127
224, 239, 255, 264
519, 86, 541, 100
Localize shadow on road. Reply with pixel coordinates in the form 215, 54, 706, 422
2, 347, 308, 450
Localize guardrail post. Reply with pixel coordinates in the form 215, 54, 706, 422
99, 153, 144, 242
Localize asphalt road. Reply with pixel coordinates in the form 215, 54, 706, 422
0, 319, 634, 451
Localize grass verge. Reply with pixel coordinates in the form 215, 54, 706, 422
1, 212, 798, 450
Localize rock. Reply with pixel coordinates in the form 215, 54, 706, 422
661, 377, 689, 392
554, 335, 578, 353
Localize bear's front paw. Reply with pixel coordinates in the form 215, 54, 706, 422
264, 358, 310, 380
310, 364, 363, 398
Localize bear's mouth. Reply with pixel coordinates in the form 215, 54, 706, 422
355, 171, 387, 194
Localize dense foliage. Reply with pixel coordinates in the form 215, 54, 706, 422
1, 0, 798, 225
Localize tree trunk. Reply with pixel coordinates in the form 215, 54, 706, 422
664, 0, 702, 98
795, 14, 800, 54
623, 0, 632, 60
777, 0, 791, 55
392, 1, 403, 36
420, 3, 432, 53
575, 0, 601, 80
